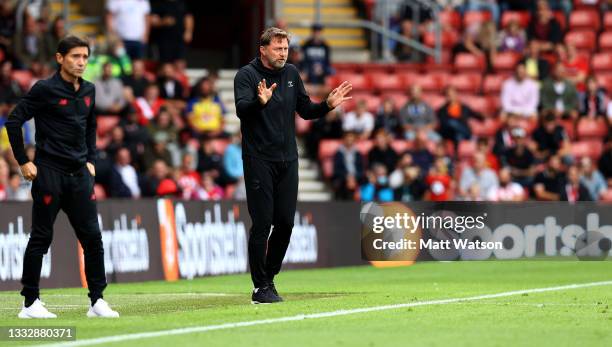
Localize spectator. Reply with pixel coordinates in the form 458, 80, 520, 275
452, 20, 497, 68
141, 159, 173, 197
157, 62, 185, 100
580, 157, 606, 200
487, 167, 525, 201
343, 99, 375, 140
437, 86, 485, 148
520, 40, 550, 81
95, 62, 127, 116
192, 172, 224, 200
561, 165, 593, 201
360, 164, 394, 202
533, 155, 565, 201
123, 59, 150, 100
110, 148, 141, 198
409, 131, 435, 174
105, 126, 126, 162
306, 108, 343, 159
0, 156, 8, 200
558, 43, 589, 93
459, 152, 499, 199
332, 131, 365, 200
464, 1, 500, 24
196, 137, 224, 178
13, 15, 49, 67
425, 157, 453, 201
176, 153, 201, 200
143, 132, 173, 171
476, 137, 499, 171
6, 171, 30, 201
147, 107, 178, 146
0, 1, 16, 61
42, 16, 67, 67
532, 111, 571, 161
367, 129, 397, 173
400, 85, 440, 141
301, 23, 332, 86
394, 165, 426, 202
394, 20, 422, 62
83, 39, 133, 82
389, 152, 414, 189
187, 77, 226, 138
493, 113, 521, 157
527, 0, 562, 52
134, 83, 165, 125
501, 63, 539, 119
122, 109, 151, 170
499, 19, 526, 54
599, 137, 612, 179
374, 97, 402, 138
106, 0, 151, 60
504, 127, 536, 188
150, 0, 194, 63
0, 60, 21, 115
540, 63, 579, 119
579, 76, 608, 118
223, 132, 243, 183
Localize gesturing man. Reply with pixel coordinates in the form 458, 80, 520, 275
234, 27, 352, 304
6, 36, 119, 318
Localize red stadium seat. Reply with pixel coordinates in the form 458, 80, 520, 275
591, 53, 612, 72
461, 95, 491, 117
96, 115, 120, 136
573, 0, 600, 9
392, 63, 422, 74
605, 12, 612, 30
565, 30, 597, 52
458, 140, 477, 160
423, 29, 460, 49
560, 119, 576, 140
438, 10, 461, 30
368, 72, 404, 92
462, 11, 492, 27
11, 70, 33, 91
492, 52, 520, 73
454, 53, 486, 72
577, 118, 609, 140
501, 11, 531, 28
421, 93, 447, 111
347, 93, 381, 113
335, 73, 371, 91
469, 118, 500, 137
569, 10, 601, 31
570, 140, 604, 160
360, 63, 392, 74
318, 139, 341, 160
598, 31, 612, 52
516, 118, 538, 135
448, 74, 482, 93
595, 73, 612, 91
483, 74, 509, 95
356, 140, 374, 155
332, 63, 359, 74
600, 189, 612, 202
412, 73, 448, 92
397, 71, 419, 87
94, 184, 107, 200
553, 11, 567, 31
295, 114, 312, 135
381, 92, 409, 109
424, 51, 453, 71
322, 158, 333, 179
390, 140, 412, 153
487, 95, 501, 115
96, 135, 111, 150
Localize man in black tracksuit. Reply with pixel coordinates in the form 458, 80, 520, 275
234, 27, 352, 304
6, 36, 118, 318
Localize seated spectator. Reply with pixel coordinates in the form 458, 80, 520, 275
459, 152, 499, 199
95, 62, 128, 116
343, 99, 374, 140
367, 129, 397, 173
6, 171, 30, 201
147, 107, 178, 148
42, 16, 67, 67
13, 15, 49, 68
143, 132, 173, 171
389, 152, 414, 189
452, 20, 497, 69
540, 63, 579, 119
561, 165, 593, 201
110, 148, 141, 198
332, 131, 365, 200
476, 137, 499, 171
197, 137, 226, 185
579, 76, 608, 118
527, 0, 562, 52
532, 111, 571, 161
141, 159, 174, 197
400, 85, 440, 141
134, 83, 166, 125
394, 165, 426, 202
503, 127, 536, 188
306, 108, 343, 159
0, 60, 21, 116
192, 172, 224, 200
425, 157, 453, 201
599, 137, 612, 179
409, 131, 434, 174
487, 167, 525, 201
176, 153, 201, 200
499, 19, 526, 53
122, 109, 151, 169
437, 86, 484, 148
580, 157, 606, 200
122, 59, 150, 101
187, 77, 226, 138
157, 62, 185, 100
301, 23, 332, 86
223, 132, 243, 184
520, 40, 550, 81
501, 63, 539, 119
433, 141, 454, 175
360, 164, 394, 202
375, 97, 402, 138
493, 113, 521, 157
533, 155, 565, 201
558, 43, 589, 93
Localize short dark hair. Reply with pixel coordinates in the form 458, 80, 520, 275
260, 27, 290, 46
57, 35, 90, 56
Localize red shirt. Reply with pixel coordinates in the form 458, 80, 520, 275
426, 173, 452, 201
564, 56, 589, 92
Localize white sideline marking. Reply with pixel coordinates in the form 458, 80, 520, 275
42, 280, 612, 347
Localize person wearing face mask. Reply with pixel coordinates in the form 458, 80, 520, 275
360, 163, 394, 202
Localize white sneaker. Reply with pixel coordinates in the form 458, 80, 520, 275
18, 299, 57, 319
87, 299, 119, 318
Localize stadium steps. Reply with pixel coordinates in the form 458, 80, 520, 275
48, 1, 101, 37
281, 0, 370, 62
215, 68, 334, 201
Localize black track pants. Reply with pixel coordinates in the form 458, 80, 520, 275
21, 164, 107, 303
244, 156, 298, 289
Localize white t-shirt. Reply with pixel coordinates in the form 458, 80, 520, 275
106, 0, 151, 42
487, 183, 524, 201
343, 111, 374, 135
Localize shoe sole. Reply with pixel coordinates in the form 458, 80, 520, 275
18, 312, 56, 319
87, 310, 119, 318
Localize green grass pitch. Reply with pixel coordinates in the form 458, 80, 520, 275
1, 261, 611, 346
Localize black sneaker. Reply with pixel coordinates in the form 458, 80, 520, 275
268, 282, 283, 302
251, 286, 282, 304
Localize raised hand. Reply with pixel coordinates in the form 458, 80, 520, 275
326, 81, 353, 109
257, 79, 277, 105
